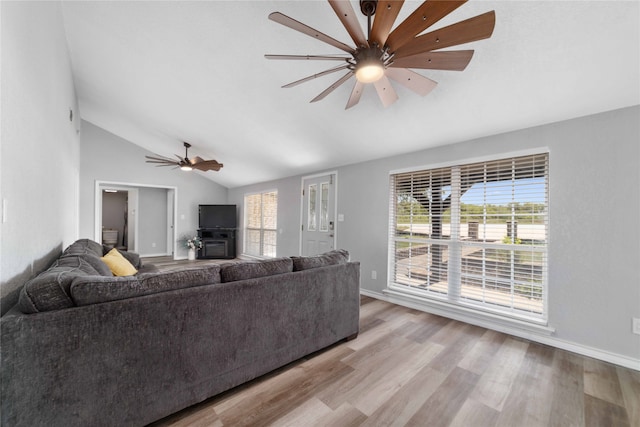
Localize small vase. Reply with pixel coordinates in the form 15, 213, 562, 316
188, 248, 196, 261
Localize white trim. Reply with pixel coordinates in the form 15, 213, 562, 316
360, 289, 640, 371
388, 147, 551, 177
140, 252, 171, 258
299, 171, 339, 255
95, 180, 178, 259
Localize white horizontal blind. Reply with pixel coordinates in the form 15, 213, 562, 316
389, 153, 549, 321
244, 190, 278, 257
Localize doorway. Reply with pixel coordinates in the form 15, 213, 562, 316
300, 172, 337, 256
95, 181, 177, 258
101, 189, 131, 250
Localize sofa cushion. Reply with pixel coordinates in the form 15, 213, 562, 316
60, 238, 113, 276
291, 249, 350, 271
17, 255, 106, 313
63, 238, 104, 258
101, 248, 138, 276
220, 257, 293, 283
70, 265, 222, 306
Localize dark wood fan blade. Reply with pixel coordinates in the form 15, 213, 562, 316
385, 68, 437, 96
269, 12, 354, 54
283, 65, 349, 88
389, 50, 474, 71
345, 80, 365, 109
386, 0, 467, 52
265, 54, 351, 61
310, 71, 354, 103
394, 11, 496, 59
373, 74, 399, 107
192, 160, 223, 172
328, 0, 368, 48
370, 0, 404, 48
190, 156, 205, 165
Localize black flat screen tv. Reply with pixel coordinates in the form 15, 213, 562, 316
199, 205, 237, 229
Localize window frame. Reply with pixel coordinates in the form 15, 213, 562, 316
387, 150, 549, 325
243, 189, 278, 258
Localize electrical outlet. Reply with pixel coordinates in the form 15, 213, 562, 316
371, 270, 377, 280
633, 318, 640, 335
151, 242, 156, 248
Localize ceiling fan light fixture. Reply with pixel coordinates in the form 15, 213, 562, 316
180, 165, 193, 171
354, 46, 385, 83
355, 60, 384, 83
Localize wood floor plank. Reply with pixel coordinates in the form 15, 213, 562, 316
457, 329, 507, 375
359, 366, 448, 427
318, 402, 368, 427
448, 398, 500, 427
318, 335, 425, 411
427, 322, 487, 375
584, 394, 630, 427
617, 365, 640, 427
467, 336, 529, 411
583, 357, 626, 407
268, 397, 334, 427
547, 349, 585, 427
350, 340, 443, 416
405, 312, 453, 344
405, 367, 481, 427
494, 342, 556, 427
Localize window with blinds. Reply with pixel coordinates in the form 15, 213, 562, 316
389, 153, 549, 321
244, 190, 278, 258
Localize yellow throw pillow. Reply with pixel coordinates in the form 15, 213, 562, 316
101, 248, 138, 276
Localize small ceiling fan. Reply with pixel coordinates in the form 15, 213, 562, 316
145, 142, 223, 172
265, 0, 496, 109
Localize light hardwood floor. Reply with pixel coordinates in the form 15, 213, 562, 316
150, 296, 640, 427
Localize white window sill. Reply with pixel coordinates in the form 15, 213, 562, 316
383, 287, 556, 337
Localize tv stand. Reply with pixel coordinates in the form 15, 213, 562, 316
197, 229, 236, 259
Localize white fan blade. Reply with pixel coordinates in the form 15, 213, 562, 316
373, 75, 399, 108
283, 65, 349, 88
345, 80, 364, 109
385, 68, 438, 97
310, 72, 354, 103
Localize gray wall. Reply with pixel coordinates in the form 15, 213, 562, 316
0, 2, 81, 314
79, 121, 228, 259
229, 106, 640, 364
137, 187, 168, 256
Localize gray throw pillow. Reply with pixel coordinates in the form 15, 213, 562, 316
220, 258, 293, 283
70, 265, 221, 306
291, 249, 350, 271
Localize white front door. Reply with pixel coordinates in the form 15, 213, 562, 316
301, 174, 336, 256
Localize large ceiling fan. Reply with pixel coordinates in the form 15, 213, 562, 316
145, 142, 223, 172
266, 0, 495, 109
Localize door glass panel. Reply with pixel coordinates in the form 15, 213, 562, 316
320, 182, 329, 232
308, 184, 317, 231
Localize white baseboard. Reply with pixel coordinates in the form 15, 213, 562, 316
140, 253, 173, 258
360, 289, 640, 371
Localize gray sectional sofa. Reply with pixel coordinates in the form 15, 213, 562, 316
1, 239, 360, 426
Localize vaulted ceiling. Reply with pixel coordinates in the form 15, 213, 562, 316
61, 1, 639, 188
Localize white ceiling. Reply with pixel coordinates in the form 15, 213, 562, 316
61, 1, 640, 188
